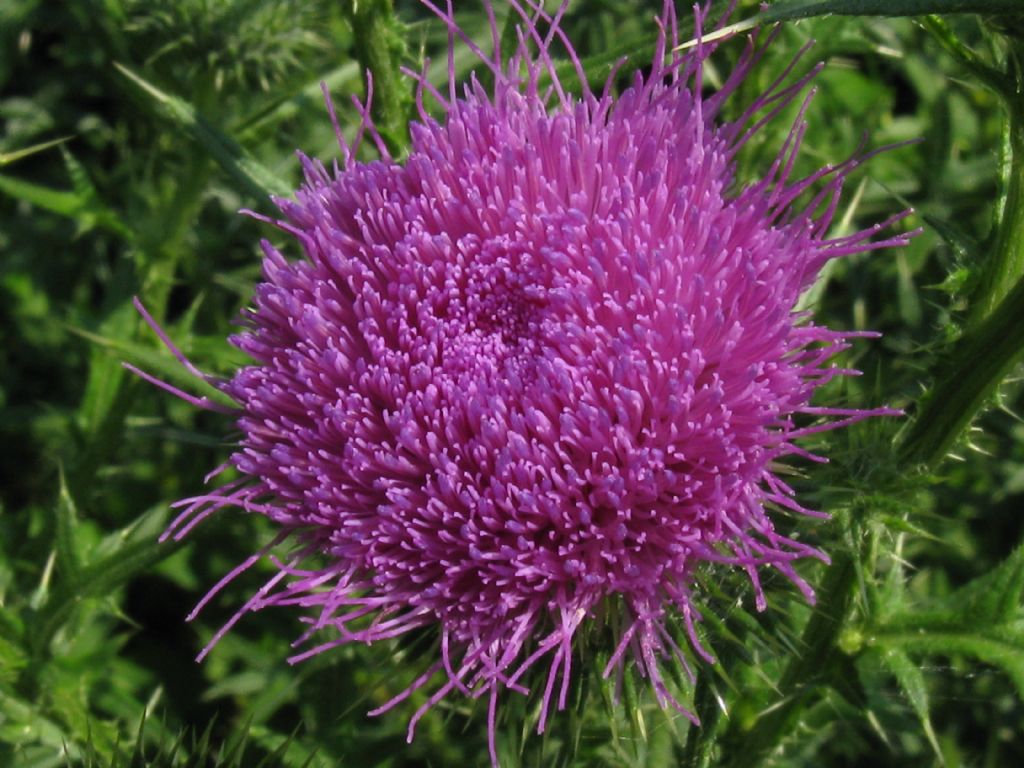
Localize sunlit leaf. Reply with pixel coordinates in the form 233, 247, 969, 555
114, 63, 292, 199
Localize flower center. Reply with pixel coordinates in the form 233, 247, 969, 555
430, 237, 549, 386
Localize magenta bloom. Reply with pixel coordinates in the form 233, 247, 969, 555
139, 1, 910, 762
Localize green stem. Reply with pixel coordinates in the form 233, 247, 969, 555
681, 671, 725, 768
760, 0, 1024, 19
898, 42, 1024, 467
898, 274, 1024, 467
921, 15, 1012, 98
969, 48, 1024, 325
344, 0, 410, 157
724, 552, 858, 768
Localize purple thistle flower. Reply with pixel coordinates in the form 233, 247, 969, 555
136, 1, 913, 762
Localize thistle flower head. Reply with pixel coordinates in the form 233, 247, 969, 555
142, 1, 911, 762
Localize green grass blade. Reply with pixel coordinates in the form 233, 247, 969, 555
0, 174, 95, 227
0, 168, 130, 239
54, 468, 83, 583
0, 135, 73, 166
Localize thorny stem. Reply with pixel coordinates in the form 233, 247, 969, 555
344, 0, 411, 157
900, 38, 1024, 466
898, 273, 1024, 467
968, 44, 1024, 325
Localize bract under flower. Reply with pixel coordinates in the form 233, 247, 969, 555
137, 1, 912, 763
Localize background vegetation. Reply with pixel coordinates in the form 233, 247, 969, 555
1, 0, 1022, 766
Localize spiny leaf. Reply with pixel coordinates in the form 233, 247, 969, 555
882, 544, 1024, 630
621, 656, 648, 744
875, 647, 944, 762
681, 672, 727, 768
114, 62, 291, 199
875, 513, 943, 543
32, 537, 170, 652
861, 544, 1024, 708
948, 542, 1024, 626
0, 171, 77, 215
232, 62, 361, 139
30, 505, 178, 659
249, 724, 319, 768
219, 715, 253, 768
695, 606, 754, 667
921, 14, 1010, 98
60, 146, 97, 204
870, 626, 1024, 699
0, 143, 131, 239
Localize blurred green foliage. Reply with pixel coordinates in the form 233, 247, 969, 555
1, 0, 1023, 766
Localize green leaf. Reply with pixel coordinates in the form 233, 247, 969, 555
0, 692, 80, 761
923, 212, 981, 264
249, 724, 318, 768
875, 513, 943, 543
947, 543, 1024, 626
232, 62, 361, 139
53, 468, 82, 583
0, 173, 129, 239
621, 650, 648, 743
114, 63, 291, 199
863, 546, 1024, 704
29, 505, 179, 660
68, 324, 236, 411
75, 299, 138, 441
866, 545, 1024, 633
0, 172, 77, 212
921, 15, 1010, 98
875, 648, 943, 762
0, 632, 27, 685
870, 626, 1024, 699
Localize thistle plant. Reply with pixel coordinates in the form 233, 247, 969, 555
2, 1, 1024, 767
